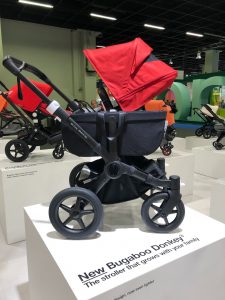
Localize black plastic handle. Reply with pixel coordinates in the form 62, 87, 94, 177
3, 56, 48, 82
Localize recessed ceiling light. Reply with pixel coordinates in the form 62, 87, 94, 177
96, 45, 105, 48
90, 13, 117, 21
186, 32, 204, 37
144, 24, 165, 30
18, 0, 53, 8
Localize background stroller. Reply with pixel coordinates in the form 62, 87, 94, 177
0, 81, 25, 138
0, 79, 77, 162
3, 38, 185, 239
145, 100, 176, 156
193, 105, 218, 139
202, 104, 225, 150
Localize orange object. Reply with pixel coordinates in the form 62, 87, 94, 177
145, 100, 175, 126
0, 94, 8, 112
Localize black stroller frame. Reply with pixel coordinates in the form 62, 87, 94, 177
0, 71, 80, 162
193, 107, 217, 139
3, 56, 185, 239
0, 81, 26, 138
202, 105, 225, 150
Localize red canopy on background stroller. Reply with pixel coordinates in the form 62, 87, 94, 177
3, 39, 184, 239
84, 37, 177, 111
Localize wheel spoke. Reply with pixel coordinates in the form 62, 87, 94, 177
77, 218, 86, 229
63, 215, 74, 225
171, 209, 178, 214
151, 204, 160, 212
59, 203, 72, 214
152, 213, 161, 222
80, 209, 94, 216
163, 216, 169, 225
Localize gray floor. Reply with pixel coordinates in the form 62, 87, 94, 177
0, 171, 214, 300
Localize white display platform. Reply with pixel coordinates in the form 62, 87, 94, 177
148, 149, 194, 197
210, 177, 225, 223
185, 136, 216, 150
0, 150, 85, 244
193, 146, 225, 178
172, 137, 186, 151
25, 204, 225, 300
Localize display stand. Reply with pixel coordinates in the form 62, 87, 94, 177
210, 177, 225, 223
25, 204, 225, 300
148, 149, 194, 197
193, 146, 225, 178
0, 150, 85, 243
185, 136, 216, 150
172, 137, 186, 151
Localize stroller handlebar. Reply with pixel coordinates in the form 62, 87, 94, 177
3, 56, 48, 82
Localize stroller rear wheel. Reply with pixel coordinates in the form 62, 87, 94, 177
203, 128, 212, 139
141, 192, 185, 233
5, 139, 30, 162
195, 128, 203, 137
49, 187, 103, 239
69, 162, 99, 187
28, 145, 36, 153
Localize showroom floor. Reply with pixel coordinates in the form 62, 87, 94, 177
0, 171, 214, 300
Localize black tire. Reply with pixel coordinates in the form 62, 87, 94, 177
203, 129, 212, 139
5, 139, 30, 162
162, 146, 172, 156
195, 128, 203, 137
214, 142, 223, 150
141, 192, 185, 233
52, 147, 64, 159
49, 187, 103, 239
69, 162, 88, 187
212, 141, 217, 147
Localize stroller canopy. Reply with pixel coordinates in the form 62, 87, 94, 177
84, 38, 177, 111
7, 80, 53, 112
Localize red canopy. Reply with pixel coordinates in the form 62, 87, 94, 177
7, 80, 53, 113
84, 38, 177, 111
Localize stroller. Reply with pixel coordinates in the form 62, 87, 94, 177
202, 105, 225, 150
3, 38, 185, 239
0, 81, 25, 138
0, 79, 78, 162
145, 100, 176, 156
193, 105, 218, 139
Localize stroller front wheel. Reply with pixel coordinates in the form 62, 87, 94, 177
162, 146, 172, 156
5, 139, 30, 162
141, 192, 185, 233
203, 128, 212, 139
49, 187, 103, 239
52, 144, 64, 159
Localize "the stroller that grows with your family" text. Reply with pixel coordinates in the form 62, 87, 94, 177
3, 38, 185, 239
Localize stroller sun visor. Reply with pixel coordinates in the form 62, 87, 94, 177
200, 104, 218, 118
84, 38, 177, 111
0, 95, 8, 112
7, 80, 53, 112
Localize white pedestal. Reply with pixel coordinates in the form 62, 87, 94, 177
172, 137, 186, 151
193, 146, 225, 178
185, 136, 216, 150
148, 149, 194, 197
0, 138, 11, 154
210, 178, 225, 223
25, 204, 225, 300
0, 150, 85, 244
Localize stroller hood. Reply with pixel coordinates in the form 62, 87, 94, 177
7, 80, 53, 112
84, 38, 177, 111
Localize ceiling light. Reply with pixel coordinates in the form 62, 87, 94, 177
96, 45, 105, 48
169, 58, 173, 65
186, 32, 204, 37
90, 13, 117, 21
18, 0, 53, 8
144, 24, 165, 30
196, 50, 201, 59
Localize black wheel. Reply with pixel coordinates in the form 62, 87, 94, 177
141, 192, 185, 233
162, 146, 172, 156
69, 162, 88, 187
203, 128, 212, 139
52, 144, 64, 159
5, 139, 30, 162
214, 142, 223, 150
49, 187, 103, 239
213, 141, 217, 147
195, 128, 203, 137
28, 145, 36, 153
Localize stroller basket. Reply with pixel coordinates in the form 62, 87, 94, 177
62, 110, 166, 156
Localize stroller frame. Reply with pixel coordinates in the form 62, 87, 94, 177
193, 107, 217, 139
3, 56, 185, 239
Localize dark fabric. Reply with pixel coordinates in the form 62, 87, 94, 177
62, 110, 166, 157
